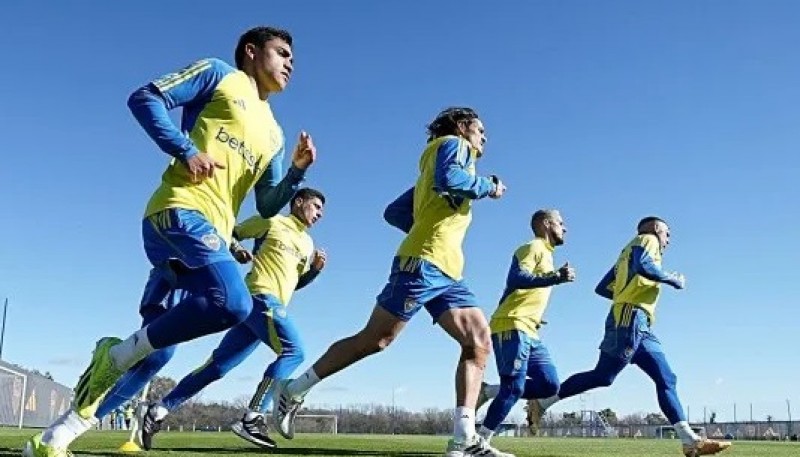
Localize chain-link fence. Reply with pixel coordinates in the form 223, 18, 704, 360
0, 360, 72, 428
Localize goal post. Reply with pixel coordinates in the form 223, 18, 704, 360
0, 363, 27, 428
294, 414, 338, 434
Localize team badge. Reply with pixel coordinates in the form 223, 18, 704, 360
514, 359, 523, 371
403, 297, 417, 313
201, 233, 221, 251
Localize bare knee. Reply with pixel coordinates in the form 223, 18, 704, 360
352, 328, 398, 356
459, 327, 491, 369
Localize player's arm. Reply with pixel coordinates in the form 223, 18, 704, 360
296, 249, 326, 290
506, 248, 563, 290
127, 58, 231, 161
383, 187, 414, 233
594, 267, 615, 300
631, 239, 684, 288
433, 138, 495, 199
254, 146, 307, 218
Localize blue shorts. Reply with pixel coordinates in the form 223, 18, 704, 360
376, 256, 477, 322
142, 208, 234, 269
599, 306, 663, 363
492, 330, 555, 377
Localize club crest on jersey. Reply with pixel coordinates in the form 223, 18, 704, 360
403, 297, 417, 313
201, 233, 221, 251
233, 98, 246, 110
514, 359, 523, 371
624, 347, 634, 358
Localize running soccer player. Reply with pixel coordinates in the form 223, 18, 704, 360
475, 209, 575, 443
140, 188, 327, 450
24, 26, 316, 457
527, 217, 732, 457
272, 107, 514, 457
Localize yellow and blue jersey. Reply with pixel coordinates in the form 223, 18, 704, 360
393, 136, 494, 280
490, 238, 562, 338
234, 214, 318, 305
595, 234, 681, 325
128, 58, 305, 244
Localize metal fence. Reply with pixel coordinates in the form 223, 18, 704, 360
0, 360, 72, 428
538, 421, 796, 440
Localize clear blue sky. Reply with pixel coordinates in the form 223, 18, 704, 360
1, 1, 798, 424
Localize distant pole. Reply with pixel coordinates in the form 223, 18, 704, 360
750, 403, 753, 422
787, 399, 792, 435
703, 407, 707, 424
734, 404, 737, 423
0, 298, 8, 360
391, 388, 396, 435
687, 406, 690, 423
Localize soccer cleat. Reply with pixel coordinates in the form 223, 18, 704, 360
444, 434, 515, 457
526, 398, 545, 433
73, 337, 123, 420
139, 404, 164, 451
682, 439, 732, 457
476, 382, 491, 411
231, 414, 277, 448
272, 379, 304, 439
22, 432, 73, 457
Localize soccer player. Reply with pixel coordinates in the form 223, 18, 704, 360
474, 209, 575, 443
272, 107, 513, 457
527, 217, 732, 457
140, 187, 327, 450
23, 26, 317, 457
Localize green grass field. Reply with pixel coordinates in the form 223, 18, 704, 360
0, 430, 797, 457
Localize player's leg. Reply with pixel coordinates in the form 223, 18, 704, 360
521, 340, 560, 400
274, 256, 437, 439
528, 308, 636, 427
94, 272, 180, 420
140, 321, 260, 450
61, 210, 252, 430
632, 331, 731, 456
26, 271, 180, 455
231, 295, 305, 448
433, 278, 513, 457
478, 331, 530, 443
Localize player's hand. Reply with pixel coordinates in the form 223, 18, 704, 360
232, 247, 253, 264
311, 249, 327, 271
557, 261, 576, 283
668, 272, 686, 289
291, 131, 317, 170
489, 175, 506, 199
184, 153, 225, 183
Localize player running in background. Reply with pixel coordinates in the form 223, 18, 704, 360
140, 188, 327, 450
527, 217, 732, 457
272, 107, 514, 457
24, 25, 317, 457
475, 209, 575, 443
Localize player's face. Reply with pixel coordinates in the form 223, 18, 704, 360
460, 119, 487, 157
654, 221, 671, 251
549, 212, 567, 246
294, 196, 324, 227
251, 38, 293, 94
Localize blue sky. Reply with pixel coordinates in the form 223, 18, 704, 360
1, 1, 799, 424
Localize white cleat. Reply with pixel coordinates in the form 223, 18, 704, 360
445, 434, 515, 457
271, 379, 305, 440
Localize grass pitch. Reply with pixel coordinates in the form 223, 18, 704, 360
0, 429, 797, 456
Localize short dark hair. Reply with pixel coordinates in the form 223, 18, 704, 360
531, 209, 558, 233
235, 26, 293, 69
426, 107, 480, 141
637, 216, 666, 231
293, 187, 325, 206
